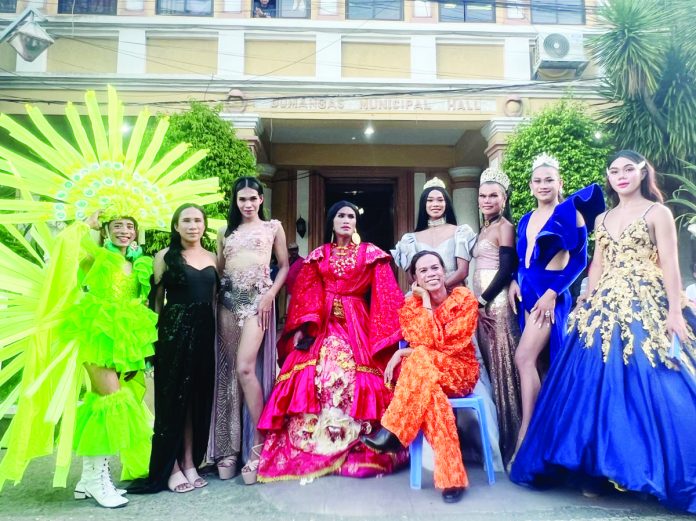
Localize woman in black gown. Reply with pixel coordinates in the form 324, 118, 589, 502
129, 203, 217, 493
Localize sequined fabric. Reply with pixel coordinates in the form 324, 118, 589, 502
257, 242, 407, 481
472, 238, 522, 466
572, 219, 696, 373
382, 288, 480, 489
220, 220, 278, 326
510, 216, 696, 515
209, 221, 279, 465
128, 265, 216, 494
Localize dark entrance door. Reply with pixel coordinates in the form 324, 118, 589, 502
324, 181, 395, 253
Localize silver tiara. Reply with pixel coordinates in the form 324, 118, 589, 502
423, 176, 446, 190
479, 168, 510, 191
532, 152, 560, 171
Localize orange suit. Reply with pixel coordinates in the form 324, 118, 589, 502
381, 287, 479, 489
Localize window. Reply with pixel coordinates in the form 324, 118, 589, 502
58, 1, 117, 14
278, 0, 310, 18
157, 0, 213, 16
254, 0, 309, 18
0, 0, 16, 13
440, 0, 495, 22
347, 0, 402, 21
531, 0, 584, 25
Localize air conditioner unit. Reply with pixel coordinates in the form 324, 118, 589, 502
533, 32, 588, 79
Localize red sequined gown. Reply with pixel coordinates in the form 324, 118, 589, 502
257, 242, 407, 481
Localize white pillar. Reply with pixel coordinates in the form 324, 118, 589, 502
504, 37, 530, 81
218, 30, 245, 79
316, 32, 341, 81
296, 171, 310, 257
117, 29, 146, 74
411, 35, 437, 82
449, 167, 481, 232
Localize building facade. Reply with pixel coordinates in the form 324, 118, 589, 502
0, 0, 604, 258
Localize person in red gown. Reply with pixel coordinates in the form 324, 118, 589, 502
257, 201, 407, 482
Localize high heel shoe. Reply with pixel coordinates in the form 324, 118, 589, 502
182, 467, 208, 488
241, 444, 263, 485
217, 455, 238, 480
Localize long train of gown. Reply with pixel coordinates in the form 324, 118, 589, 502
129, 265, 216, 493
510, 217, 696, 514
472, 238, 522, 466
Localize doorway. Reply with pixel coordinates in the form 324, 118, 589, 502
325, 181, 395, 253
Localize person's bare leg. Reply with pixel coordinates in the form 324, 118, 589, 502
237, 317, 266, 483
236, 317, 267, 448
513, 312, 551, 452
180, 405, 207, 487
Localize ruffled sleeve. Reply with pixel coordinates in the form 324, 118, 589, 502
454, 224, 477, 261
535, 183, 605, 259
391, 232, 417, 271
276, 247, 325, 365
132, 256, 154, 302
367, 252, 405, 366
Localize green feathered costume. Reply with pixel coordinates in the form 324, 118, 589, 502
0, 87, 222, 488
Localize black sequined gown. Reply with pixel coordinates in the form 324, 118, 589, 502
129, 265, 216, 493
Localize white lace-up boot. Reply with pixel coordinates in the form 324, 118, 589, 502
74, 457, 128, 508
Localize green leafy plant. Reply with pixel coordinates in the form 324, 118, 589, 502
143, 102, 257, 253
502, 100, 612, 223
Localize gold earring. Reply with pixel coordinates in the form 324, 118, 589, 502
351, 231, 361, 245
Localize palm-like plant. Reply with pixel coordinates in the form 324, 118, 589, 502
589, 0, 696, 233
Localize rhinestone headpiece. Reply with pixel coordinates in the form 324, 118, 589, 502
479, 168, 510, 191
532, 152, 560, 172
423, 176, 446, 190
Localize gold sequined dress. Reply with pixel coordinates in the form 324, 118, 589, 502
510, 216, 696, 515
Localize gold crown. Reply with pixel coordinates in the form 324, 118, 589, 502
532, 152, 560, 172
479, 168, 510, 191
423, 176, 446, 190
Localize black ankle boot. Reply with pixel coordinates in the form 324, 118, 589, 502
360, 428, 403, 453
442, 487, 465, 503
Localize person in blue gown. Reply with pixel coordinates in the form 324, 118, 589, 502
510, 150, 696, 515
507, 153, 604, 456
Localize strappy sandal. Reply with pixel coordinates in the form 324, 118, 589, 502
182, 467, 208, 488
168, 471, 194, 493
241, 444, 263, 485
217, 455, 238, 480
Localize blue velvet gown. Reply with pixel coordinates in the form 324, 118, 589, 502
510, 212, 696, 514
516, 184, 605, 362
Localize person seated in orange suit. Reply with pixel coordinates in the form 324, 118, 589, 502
361, 250, 479, 503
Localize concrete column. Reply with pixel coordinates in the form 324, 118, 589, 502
411, 35, 437, 82
449, 167, 481, 232
218, 30, 245, 78
257, 163, 276, 212
220, 112, 266, 161
413, 172, 427, 220
117, 29, 146, 74
480, 117, 525, 169
315, 32, 341, 81
296, 171, 310, 257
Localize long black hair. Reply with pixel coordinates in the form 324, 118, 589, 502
414, 187, 457, 232
408, 249, 446, 278
606, 149, 664, 207
323, 200, 360, 244
225, 176, 267, 237
164, 203, 208, 283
